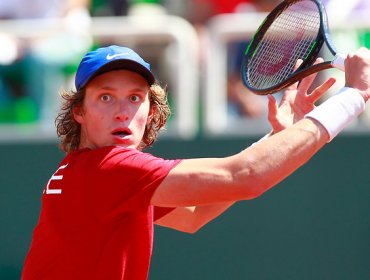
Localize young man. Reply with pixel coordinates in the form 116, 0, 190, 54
22, 45, 370, 279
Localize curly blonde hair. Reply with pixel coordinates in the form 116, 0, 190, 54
55, 83, 171, 153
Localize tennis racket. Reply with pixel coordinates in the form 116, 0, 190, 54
241, 0, 345, 95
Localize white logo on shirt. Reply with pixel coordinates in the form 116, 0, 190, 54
44, 164, 68, 195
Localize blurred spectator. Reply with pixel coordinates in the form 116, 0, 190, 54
187, 0, 281, 119
323, 0, 370, 22
91, 0, 170, 86
227, 0, 282, 118
128, 0, 167, 16
91, 0, 129, 16
321, 0, 370, 54
0, 0, 92, 125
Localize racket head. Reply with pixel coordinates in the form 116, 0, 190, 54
241, 0, 334, 95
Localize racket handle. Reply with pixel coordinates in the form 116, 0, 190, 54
331, 53, 346, 71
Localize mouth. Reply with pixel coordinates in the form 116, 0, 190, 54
111, 128, 131, 138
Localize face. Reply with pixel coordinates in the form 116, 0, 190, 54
74, 70, 152, 150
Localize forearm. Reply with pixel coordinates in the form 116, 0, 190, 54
235, 118, 328, 198
155, 202, 235, 233
232, 87, 365, 198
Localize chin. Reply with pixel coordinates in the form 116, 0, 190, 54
115, 143, 138, 150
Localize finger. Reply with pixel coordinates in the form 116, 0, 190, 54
293, 59, 303, 71
267, 94, 278, 119
286, 59, 304, 90
308, 77, 336, 103
297, 58, 325, 94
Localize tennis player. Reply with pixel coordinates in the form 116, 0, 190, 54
22, 45, 370, 280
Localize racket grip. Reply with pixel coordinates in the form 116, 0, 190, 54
331, 53, 346, 71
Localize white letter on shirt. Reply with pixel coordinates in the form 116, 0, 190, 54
45, 164, 68, 195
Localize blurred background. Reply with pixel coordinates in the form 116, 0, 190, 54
0, 0, 369, 279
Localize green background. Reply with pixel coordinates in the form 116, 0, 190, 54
1, 135, 369, 279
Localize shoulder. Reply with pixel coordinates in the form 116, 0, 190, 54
69, 146, 181, 171
67, 146, 145, 162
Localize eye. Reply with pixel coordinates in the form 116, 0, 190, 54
129, 94, 142, 103
100, 94, 112, 102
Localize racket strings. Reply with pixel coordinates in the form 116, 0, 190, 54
277, 7, 318, 83
248, 0, 320, 90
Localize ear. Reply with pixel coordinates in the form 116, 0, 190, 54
73, 105, 84, 124
146, 106, 155, 125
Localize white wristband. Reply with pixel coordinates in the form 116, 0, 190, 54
305, 87, 365, 141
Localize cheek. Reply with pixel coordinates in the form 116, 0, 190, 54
137, 103, 151, 123
137, 113, 150, 129
83, 107, 107, 129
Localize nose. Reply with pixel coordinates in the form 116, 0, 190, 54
114, 100, 129, 121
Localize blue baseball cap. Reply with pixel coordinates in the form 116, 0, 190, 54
75, 45, 155, 91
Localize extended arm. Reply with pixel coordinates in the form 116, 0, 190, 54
154, 119, 324, 232
155, 202, 235, 233
153, 118, 328, 208
153, 48, 370, 232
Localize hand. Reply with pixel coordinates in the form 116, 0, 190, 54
267, 58, 336, 133
345, 47, 370, 102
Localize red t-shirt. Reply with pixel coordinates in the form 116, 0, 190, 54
22, 146, 181, 280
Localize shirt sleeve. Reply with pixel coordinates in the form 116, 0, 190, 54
87, 147, 181, 219
154, 206, 175, 221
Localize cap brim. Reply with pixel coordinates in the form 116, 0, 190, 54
84, 59, 155, 88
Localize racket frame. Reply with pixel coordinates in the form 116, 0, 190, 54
241, 0, 338, 95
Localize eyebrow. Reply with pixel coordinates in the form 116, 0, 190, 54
93, 86, 115, 91
92, 86, 149, 93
